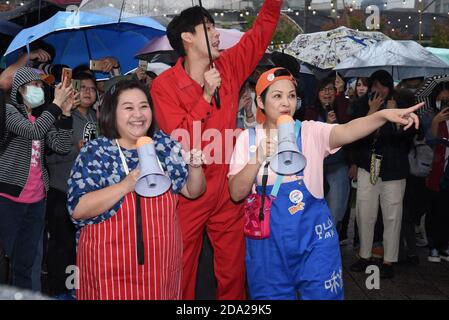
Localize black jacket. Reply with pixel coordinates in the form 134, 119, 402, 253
351, 93, 415, 181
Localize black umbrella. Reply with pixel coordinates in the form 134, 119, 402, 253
415, 74, 449, 114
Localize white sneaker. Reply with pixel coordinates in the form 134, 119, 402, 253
428, 249, 441, 263
439, 249, 449, 262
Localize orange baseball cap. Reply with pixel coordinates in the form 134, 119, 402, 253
255, 67, 297, 124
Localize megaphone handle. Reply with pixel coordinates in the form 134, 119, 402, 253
135, 194, 145, 265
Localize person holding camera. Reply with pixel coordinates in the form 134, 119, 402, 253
45, 72, 98, 297
0, 48, 52, 92
0, 66, 74, 290
302, 76, 352, 231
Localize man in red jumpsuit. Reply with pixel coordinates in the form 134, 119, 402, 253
151, 0, 283, 299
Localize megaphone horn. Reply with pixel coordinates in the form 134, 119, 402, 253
269, 115, 307, 176
135, 136, 172, 197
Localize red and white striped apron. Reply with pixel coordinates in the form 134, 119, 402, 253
76, 190, 182, 300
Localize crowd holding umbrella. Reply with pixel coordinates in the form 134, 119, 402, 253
3, 9, 165, 79
334, 40, 449, 81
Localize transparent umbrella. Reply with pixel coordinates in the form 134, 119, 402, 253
79, 0, 235, 107
78, 0, 236, 19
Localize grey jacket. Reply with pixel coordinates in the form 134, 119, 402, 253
47, 108, 97, 193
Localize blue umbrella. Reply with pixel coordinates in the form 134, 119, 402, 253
3, 10, 165, 79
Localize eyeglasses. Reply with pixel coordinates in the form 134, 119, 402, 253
320, 87, 335, 93
80, 86, 97, 93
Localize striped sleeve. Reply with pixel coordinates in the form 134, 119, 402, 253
5, 103, 61, 140
45, 116, 73, 154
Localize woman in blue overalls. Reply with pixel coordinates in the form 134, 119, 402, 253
228, 67, 423, 300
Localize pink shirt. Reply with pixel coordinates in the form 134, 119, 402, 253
0, 115, 45, 203
228, 121, 339, 199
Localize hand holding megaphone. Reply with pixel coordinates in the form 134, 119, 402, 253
256, 137, 277, 165
121, 168, 140, 194
135, 136, 172, 197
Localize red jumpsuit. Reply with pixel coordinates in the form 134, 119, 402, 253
151, 0, 281, 299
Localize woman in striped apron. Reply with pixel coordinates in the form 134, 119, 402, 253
67, 80, 205, 300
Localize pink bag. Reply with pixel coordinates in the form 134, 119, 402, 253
243, 193, 273, 240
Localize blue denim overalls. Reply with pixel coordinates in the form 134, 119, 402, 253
245, 121, 344, 300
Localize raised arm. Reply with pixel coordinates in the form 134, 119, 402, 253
220, 0, 283, 89
329, 102, 424, 149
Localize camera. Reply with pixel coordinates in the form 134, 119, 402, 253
30, 61, 68, 83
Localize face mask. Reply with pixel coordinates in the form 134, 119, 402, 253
436, 100, 441, 110
23, 86, 45, 108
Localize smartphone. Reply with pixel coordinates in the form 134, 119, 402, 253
72, 79, 81, 107
62, 67, 72, 87
138, 59, 148, 71
324, 104, 333, 113
368, 92, 378, 100
90, 60, 105, 71
71, 79, 81, 92
441, 99, 449, 110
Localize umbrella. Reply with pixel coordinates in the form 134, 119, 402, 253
136, 28, 243, 57
45, 1, 83, 5
79, 0, 227, 106
3, 10, 165, 79
334, 40, 449, 81
284, 26, 390, 70
78, 0, 225, 19
415, 74, 449, 114
425, 47, 449, 66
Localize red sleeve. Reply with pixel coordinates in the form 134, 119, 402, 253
218, 0, 282, 90
151, 79, 212, 135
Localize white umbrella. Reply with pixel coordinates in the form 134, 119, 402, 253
285, 26, 389, 70
334, 40, 449, 81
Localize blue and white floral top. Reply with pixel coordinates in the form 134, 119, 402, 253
67, 130, 188, 230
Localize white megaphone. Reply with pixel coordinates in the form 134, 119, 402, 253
135, 136, 171, 197
269, 115, 307, 175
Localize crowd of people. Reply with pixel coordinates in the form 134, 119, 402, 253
0, 0, 448, 300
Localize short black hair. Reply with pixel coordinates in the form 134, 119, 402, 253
166, 6, 215, 57
74, 72, 96, 83
73, 64, 92, 78
271, 51, 301, 78
99, 80, 156, 139
368, 70, 394, 92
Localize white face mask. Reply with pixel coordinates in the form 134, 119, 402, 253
23, 85, 45, 108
